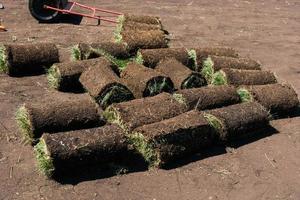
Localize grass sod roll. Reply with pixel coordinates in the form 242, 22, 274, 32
0, 43, 59, 76
15, 93, 105, 144
136, 48, 191, 68
47, 58, 102, 92
155, 58, 207, 90
204, 102, 270, 141
201, 56, 261, 82
238, 84, 299, 116
211, 68, 277, 86
122, 14, 162, 26
120, 21, 167, 34
34, 125, 128, 177
120, 62, 174, 98
79, 58, 134, 108
104, 92, 188, 132
130, 110, 216, 167
116, 30, 169, 52
174, 85, 241, 110
71, 42, 129, 60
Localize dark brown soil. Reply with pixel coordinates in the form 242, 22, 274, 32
156, 58, 206, 89
105, 92, 188, 131
123, 14, 161, 25
205, 102, 270, 141
221, 68, 277, 85
120, 62, 174, 98
19, 92, 105, 141
133, 110, 216, 167
121, 30, 169, 52
79, 58, 134, 108
138, 48, 190, 68
244, 84, 299, 115
2, 43, 59, 76
75, 42, 129, 60
175, 85, 241, 110
49, 58, 102, 92
209, 55, 261, 71
42, 124, 128, 174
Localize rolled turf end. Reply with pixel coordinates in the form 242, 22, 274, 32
135, 51, 144, 65
181, 74, 207, 89
172, 93, 187, 105
145, 77, 174, 96
97, 84, 134, 109
201, 56, 214, 83
0, 45, 9, 73
71, 45, 81, 61
237, 88, 253, 103
128, 132, 160, 167
103, 106, 127, 131
34, 138, 55, 177
114, 15, 125, 43
15, 105, 34, 144
211, 70, 228, 85
187, 49, 197, 71
203, 113, 225, 139
47, 64, 61, 89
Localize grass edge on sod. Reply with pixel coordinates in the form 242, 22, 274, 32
203, 113, 226, 140
34, 138, 55, 177
187, 49, 197, 71
114, 15, 125, 44
201, 56, 214, 83
103, 106, 127, 131
47, 64, 61, 89
71, 45, 82, 61
237, 88, 253, 102
135, 50, 144, 65
172, 93, 187, 105
0, 45, 9, 73
15, 104, 35, 144
211, 70, 228, 85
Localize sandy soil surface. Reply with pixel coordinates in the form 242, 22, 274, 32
0, 0, 299, 199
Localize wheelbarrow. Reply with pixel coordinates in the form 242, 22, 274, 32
29, 0, 123, 24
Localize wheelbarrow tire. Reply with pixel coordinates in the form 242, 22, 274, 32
29, 0, 67, 23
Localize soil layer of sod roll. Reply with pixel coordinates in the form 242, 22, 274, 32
131, 110, 216, 167
136, 48, 191, 68
120, 62, 174, 98
238, 84, 299, 115
212, 68, 277, 86
104, 92, 188, 131
155, 58, 207, 90
121, 21, 164, 33
79, 58, 134, 108
122, 14, 162, 25
118, 30, 169, 53
72, 42, 129, 60
174, 85, 241, 110
47, 58, 102, 92
34, 124, 128, 177
15, 92, 105, 143
0, 43, 59, 76
204, 102, 270, 141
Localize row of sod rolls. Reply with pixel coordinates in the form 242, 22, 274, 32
16, 92, 105, 144
104, 85, 240, 131
237, 83, 299, 117
0, 43, 59, 76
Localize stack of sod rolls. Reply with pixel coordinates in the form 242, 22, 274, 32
237, 83, 299, 116
47, 58, 103, 92
104, 85, 241, 132
120, 62, 174, 98
79, 58, 134, 108
15, 92, 105, 144
0, 43, 59, 76
114, 14, 169, 52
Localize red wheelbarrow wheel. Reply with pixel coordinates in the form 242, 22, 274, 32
29, 0, 68, 22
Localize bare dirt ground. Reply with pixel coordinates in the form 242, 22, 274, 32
0, 0, 299, 199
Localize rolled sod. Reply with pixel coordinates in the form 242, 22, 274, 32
116, 30, 169, 52
119, 21, 166, 34
104, 92, 188, 132
136, 48, 192, 68
155, 58, 207, 90
202, 56, 261, 82
0, 43, 59, 76
15, 93, 105, 143
120, 62, 174, 98
174, 85, 241, 110
204, 102, 270, 141
121, 14, 162, 26
47, 58, 102, 92
71, 42, 129, 60
34, 125, 128, 177
130, 110, 216, 167
238, 84, 299, 115
211, 68, 277, 86
79, 58, 134, 108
